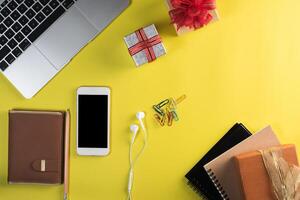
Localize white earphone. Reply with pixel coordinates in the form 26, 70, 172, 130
136, 112, 146, 132
127, 112, 148, 200
130, 124, 139, 144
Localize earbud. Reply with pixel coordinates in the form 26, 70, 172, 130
136, 112, 146, 132
130, 124, 139, 144
130, 124, 139, 134
136, 112, 145, 120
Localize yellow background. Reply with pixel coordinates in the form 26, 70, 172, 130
1, 0, 300, 199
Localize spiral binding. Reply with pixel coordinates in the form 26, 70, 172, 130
207, 169, 230, 200
187, 180, 208, 200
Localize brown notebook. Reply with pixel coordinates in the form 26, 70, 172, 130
8, 110, 67, 184
204, 126, 280, 200
234, 144, 299, 200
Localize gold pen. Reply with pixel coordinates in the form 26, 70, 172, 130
64, 110, 70, 200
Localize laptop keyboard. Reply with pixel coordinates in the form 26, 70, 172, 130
0, 0, 77, 71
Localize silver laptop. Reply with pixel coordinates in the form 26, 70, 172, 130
0, 0, 129, 98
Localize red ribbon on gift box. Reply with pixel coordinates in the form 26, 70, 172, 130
169, 0, 216, 30
128, 28, 162, 63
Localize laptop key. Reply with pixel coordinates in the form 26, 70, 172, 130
25, 9, 35, 19
21, 25, 31, 36
40, 0, 50, 6
8, 38, 18, 49
42, 5, 53, 16
21, 25, 31, 35
24, 0, 35, 7
5, 29, 15, 39
0, 60, 8, 71
0, 35, 8, 45
11, 10, 21, 20
15, 32, 24, 42
8, 1, 18, 11
32, 2, 42, 12
28, 18, 38, 29
19, 39, 30, 51
49, 0, 59, 9
1, 7, 11, 17
17, 4, 27, 14
4, 16, 13, 27
5, 53, 15, 64
35, 12, 45, 22
12, 47, 22, 57
1, 1, 9, 8
12, 22, 22, 32
0, 45, 10, 61
0, 24, 7, 34
19, 15, 29, 26
28, 6, 65, 43
63, 0, 74, 9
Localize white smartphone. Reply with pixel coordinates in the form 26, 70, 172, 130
76, 87, 111, 156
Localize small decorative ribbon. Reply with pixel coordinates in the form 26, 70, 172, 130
259, 148, 300, 200
169, 0, 216, 30
128, 29, 162, 63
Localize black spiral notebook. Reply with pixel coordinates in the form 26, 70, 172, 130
185, 123, 252, 199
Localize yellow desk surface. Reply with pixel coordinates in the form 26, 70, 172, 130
1, 0, 300, 199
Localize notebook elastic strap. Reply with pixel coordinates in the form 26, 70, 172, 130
32, 159, 60, 172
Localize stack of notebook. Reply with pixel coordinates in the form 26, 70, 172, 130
185, 124, 280, 200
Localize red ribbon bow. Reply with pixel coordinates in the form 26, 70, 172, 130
169, 0, 216, 30
128, 29, 162, 63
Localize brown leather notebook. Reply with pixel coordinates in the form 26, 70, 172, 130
8, 110, 66, 184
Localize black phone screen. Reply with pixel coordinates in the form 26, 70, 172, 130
78, 95, 108, 148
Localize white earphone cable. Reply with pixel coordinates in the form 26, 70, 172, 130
127, 118, 147, 200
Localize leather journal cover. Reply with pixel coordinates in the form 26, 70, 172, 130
234, 144, 298, 200
8, 110, 66, 184
185, 123, 252, 200
204, 126, 280, 200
